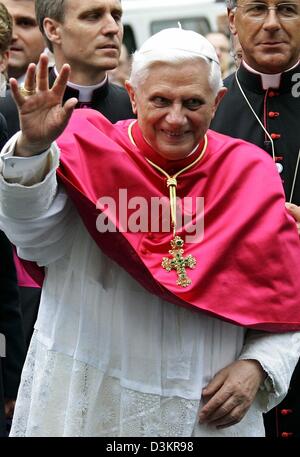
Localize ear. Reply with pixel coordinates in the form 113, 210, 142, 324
211, 87, 227, 118
43, 18, 62, 46
125, 81, 138, 115
228, 8, 237, 36
0, 51, 9, 73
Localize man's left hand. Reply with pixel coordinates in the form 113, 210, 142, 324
199, 359, 265, 429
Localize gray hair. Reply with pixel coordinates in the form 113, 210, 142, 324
226, 0, 238, 9
129, 49, 223, 96
35, 0, 66, 52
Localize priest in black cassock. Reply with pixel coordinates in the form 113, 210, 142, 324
210, 0, 300, 438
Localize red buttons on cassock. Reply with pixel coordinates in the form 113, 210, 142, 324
280, 409, 293, 416
268, 91, 279, 97
268, 111, 280, 118
271, 133, 281, 140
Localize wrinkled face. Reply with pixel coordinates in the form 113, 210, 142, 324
229, 0, 300, 73
126, 61, 226, 161
2, 0, 45, 79
53, 0, 123, 76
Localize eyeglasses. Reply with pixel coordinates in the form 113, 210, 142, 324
236, 2, 300, 21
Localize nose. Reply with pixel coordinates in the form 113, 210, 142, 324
263, 8, 281, 30
102, 13, 121, 35
11, 32, 18, 44
11, 22, 18, 42
165, 104, 187, 126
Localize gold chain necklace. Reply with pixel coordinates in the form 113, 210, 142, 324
128, 120, 208, 287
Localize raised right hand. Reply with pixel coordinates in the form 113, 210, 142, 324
10, 54, 78, 157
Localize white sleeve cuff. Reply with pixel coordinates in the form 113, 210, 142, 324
239, 331, 300, 412
0, 133, 60, 219
0, 131, 55, 186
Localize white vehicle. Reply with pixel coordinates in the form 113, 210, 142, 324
122, 0, 227, 52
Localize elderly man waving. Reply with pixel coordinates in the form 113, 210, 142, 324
1, 28, 300, 437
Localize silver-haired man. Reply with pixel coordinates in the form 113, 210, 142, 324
1, 28, 300, 437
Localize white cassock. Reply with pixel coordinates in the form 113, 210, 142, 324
0, 134, 300, 437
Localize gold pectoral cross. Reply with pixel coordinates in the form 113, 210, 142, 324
162, 236, 196, 288
128, 124, 207, 288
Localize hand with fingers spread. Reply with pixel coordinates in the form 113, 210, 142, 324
199, 359, 266, 429
10, 54, 78, 157
285, 203, 300, 236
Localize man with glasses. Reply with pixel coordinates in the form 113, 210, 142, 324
210, 0, 300, 438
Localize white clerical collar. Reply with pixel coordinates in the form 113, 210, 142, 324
242, 60, 300, 90
53, 66, 107, 102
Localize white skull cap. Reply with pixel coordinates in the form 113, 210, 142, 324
139, 28, 220, 65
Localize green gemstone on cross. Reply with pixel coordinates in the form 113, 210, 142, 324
161, 236, 196, 288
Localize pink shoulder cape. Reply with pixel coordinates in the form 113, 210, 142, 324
54, 109, 300, 332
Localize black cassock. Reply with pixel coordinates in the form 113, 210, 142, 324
0, 116, 25, 435
211, 62, 300, 205
211, 62, 300, 438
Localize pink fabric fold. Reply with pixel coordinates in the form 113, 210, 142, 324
48, 108, 300, 331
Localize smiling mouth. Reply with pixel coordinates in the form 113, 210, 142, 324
260, 42, 283, 46
162, 130, 188, 139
